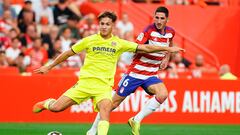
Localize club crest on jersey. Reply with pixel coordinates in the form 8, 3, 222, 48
111, 41, 117, 46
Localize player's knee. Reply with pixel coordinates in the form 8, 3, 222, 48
112, 102, 121, 110
99, 101, 112, 112
156, 90, 168, 104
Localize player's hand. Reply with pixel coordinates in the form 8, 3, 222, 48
159, 53, 170, 70
33, 65, 51, 74
168, 46, 185, 53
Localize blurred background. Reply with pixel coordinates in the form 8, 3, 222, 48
0, 0, 240, 135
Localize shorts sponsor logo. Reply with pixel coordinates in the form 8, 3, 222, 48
120, 87, 124, 93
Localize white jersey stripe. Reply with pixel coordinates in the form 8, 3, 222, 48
129, 72, 158, 80
140, 57, 162, 64
134, 64, 159, 72
150, 31, 173, 38
149, 40, 169, 47
148, 52, 166, 57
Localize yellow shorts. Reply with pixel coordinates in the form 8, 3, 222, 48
63, 79, 112, 112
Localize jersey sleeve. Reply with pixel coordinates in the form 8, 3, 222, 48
135, 26, 150, 44
169, 28, 175, 41
119, 39, 138, 53
71, 38, 88, 53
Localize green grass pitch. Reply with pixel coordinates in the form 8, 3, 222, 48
0, 123, 239, 135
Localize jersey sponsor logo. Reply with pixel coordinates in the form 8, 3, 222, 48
136, 33, 144, 41
92, 46, 116, 53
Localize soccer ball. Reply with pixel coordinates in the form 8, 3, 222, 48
47, 131, 62, 135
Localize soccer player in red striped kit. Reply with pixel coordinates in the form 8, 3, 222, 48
87, 6, 177, 135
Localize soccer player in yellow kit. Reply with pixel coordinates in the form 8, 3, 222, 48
33, 11, 184, 135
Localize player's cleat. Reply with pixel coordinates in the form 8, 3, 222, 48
86, 130, 96, 135
128, 117, 140, 135
32, 99, 49, 113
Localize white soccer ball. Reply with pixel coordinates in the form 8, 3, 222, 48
47, 131, 62, 135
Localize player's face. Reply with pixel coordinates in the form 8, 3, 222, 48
99, 17, 114, 38
154, 12, 168, 30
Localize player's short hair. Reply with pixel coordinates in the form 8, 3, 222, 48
98, 11, 117, 23
155, 6, 169, 17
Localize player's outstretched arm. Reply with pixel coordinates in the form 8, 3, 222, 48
34, 49, 75, 74
136, 45, 185, 53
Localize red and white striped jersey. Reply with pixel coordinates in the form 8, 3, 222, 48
126, 24, 175, 79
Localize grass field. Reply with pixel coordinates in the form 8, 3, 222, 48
0, 123, 240, 135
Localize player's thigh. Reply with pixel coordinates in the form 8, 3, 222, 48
93, 88, 112, 112
142, 77, 167, 95
148, 83, 168, 96
63, 82, 91, 104
116, 74, 142, 97
112, 93, 127, 109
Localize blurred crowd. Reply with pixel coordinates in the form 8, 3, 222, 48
92, 0, 240, 6
0, 0, 93, 72
0, 0, 238, 80
133, 0, 229, 6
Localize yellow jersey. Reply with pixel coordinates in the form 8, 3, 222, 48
71, 34, 138, 88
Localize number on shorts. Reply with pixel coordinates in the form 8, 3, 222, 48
123, 79, 129, 87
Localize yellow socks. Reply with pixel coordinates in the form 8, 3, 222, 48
98, 120, 109, 135
43, 98, 56, 110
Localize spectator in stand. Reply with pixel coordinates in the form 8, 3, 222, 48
41, 25, 60, 59
5, 37, 21, 66
8, 28, 19, 40
59, 15, 81, 42
19, 24, 38, 51
79, 13, 98, 37
0, 9, 19, 36
0, 28, 19, 50
166, 52, 191, 79
168, 52, 191, 73
116, 12, 134, 38
52, 39, 62, 55
219, 64, 238, 80
24, 37, 48, 69
190, 54, 217, 78
17, 0, 35, 25
0, 50, 8, 67
34, 0, 54, 25
68, 0, 82, 17
59, 27, 72, 52
0, 0, 17, 20
53, 0, 77, 25
15, 52, 30, 73
18, 9, 35, 33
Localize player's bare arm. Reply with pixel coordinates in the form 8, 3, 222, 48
136, 44, 185, 53
34, 49, 76, 74
159, 40, 173, 70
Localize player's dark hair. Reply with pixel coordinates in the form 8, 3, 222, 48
98, 11, 117, 23
155, 6, 169, 17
